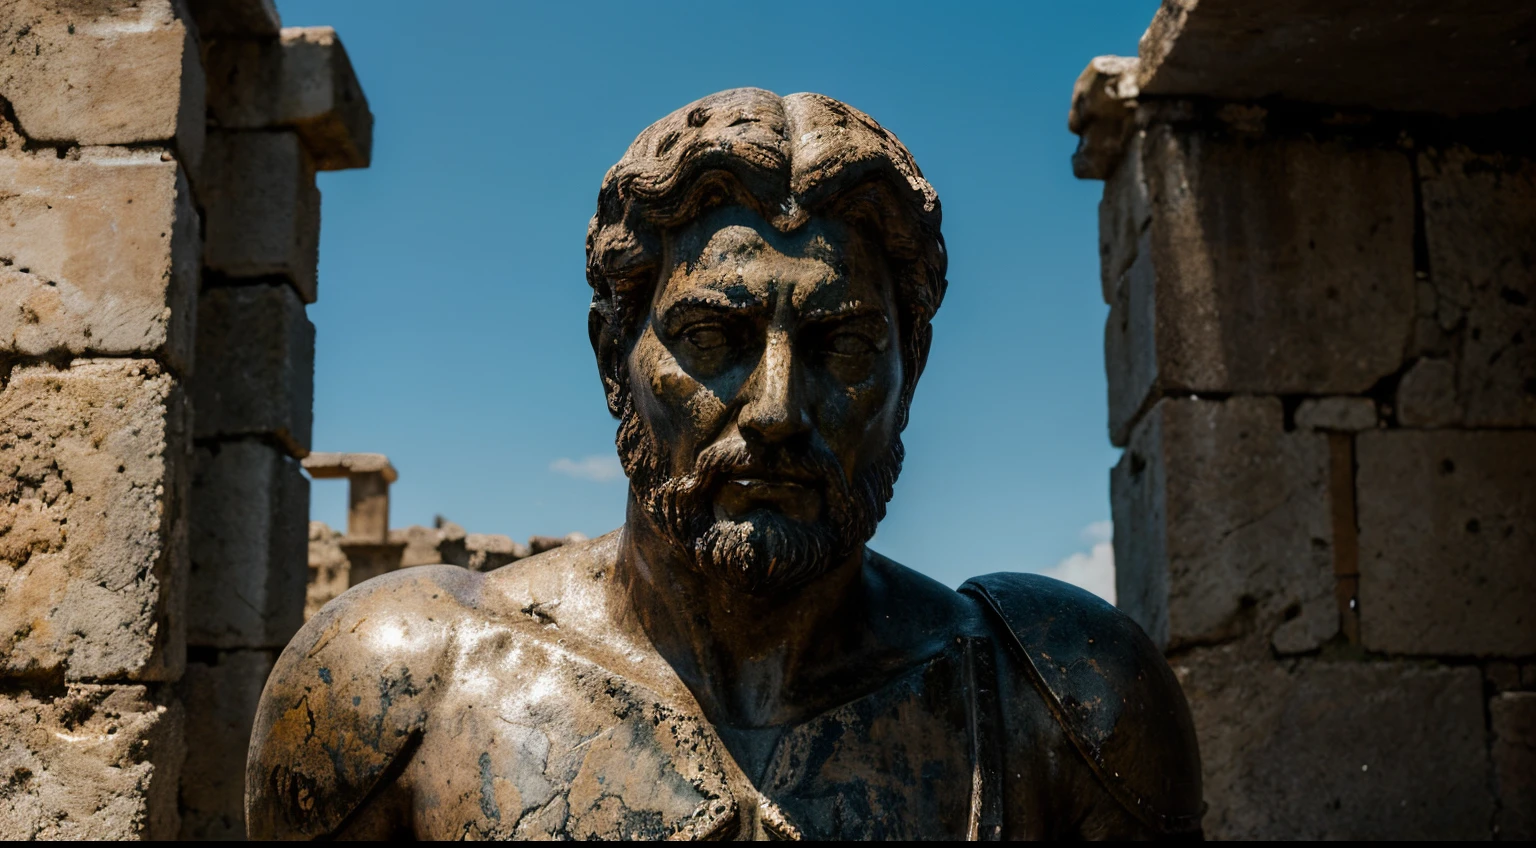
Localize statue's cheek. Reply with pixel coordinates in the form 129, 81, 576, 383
632, 330, 725, 431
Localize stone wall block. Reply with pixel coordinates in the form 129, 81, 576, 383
278, 27, 373, 171
1175, 653, 1491, 840
1097, 129, 1149, 305
1103, 232, 1156, 445
192, 284, 314, 454
187, 0, 281, 37
202, 131, 320, 302
1419, 146, 1536, 427
1125, 127, 1414, 414
1295, 396, 1377, 432
187, 441, 308, 650
0, 683, 185, 839
1112, 397, 1336, 654
178, 650, 275, 839
1357, 430, 1536, 656
0, 359, 188, 682
0, 0, 204, 167
1395, 357, 1460, 427
0, 150, 200, 372
1492, 692, 1536, 840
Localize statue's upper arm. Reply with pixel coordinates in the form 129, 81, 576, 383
245, 566, 471, 839
960, 572, 1204, 839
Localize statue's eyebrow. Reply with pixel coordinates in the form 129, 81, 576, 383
659, 291, 766, 328
799, 303, 887, 324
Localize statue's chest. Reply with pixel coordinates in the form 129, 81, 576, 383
405, 638, 998, 840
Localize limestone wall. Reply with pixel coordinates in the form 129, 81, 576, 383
0, 1, 370, 839
1073, 1, 1535, 839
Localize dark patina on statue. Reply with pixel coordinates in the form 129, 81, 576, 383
246, 88, 1203, 840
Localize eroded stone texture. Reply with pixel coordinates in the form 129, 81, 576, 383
1108, 127, 1415, 443
201, 131, 320, 301
188, 441, 308, 650
1294, 397, 1377, 432
0, 149, 200, 373
1396, 357, 1460, 427
179, 650, 276, 839
1357, 430, 1536, 656
0, 0, 204, 164
1174, 653, 1491, 840
0, 684, 184, 839
465, 533, 530, 571
1419, 146, 1536, 428
1136, 0, 1536, 116
392, 519, 468, 568
192, 283, 314, 455
1492, 692, 1536, 840
0, 359, 188, 682
1112, 397, 1335, 654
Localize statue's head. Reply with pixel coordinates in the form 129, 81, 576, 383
586, 88, 946, 597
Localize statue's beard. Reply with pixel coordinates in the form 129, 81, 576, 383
616, 400, 901, 597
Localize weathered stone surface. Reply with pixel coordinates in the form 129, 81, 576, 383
1419, 146, 1536, 427
0, 149, 200, 372
1069, 55, 1138, 181
392, 518, 468, 568
202, 27, 372, 172
187, 441, 308, 650
187, 0, 280, 37
1175, 653, 1491, 840
1295, 396, 1377, 432
1137, 0, 1536, 116
1097, 129, 1148, 304
0, 0, 204, 164
1396, 357, 1460, 427
1357, 430, 1536, 656
1103, 233, 1155, 444
179, 650, 276, 839
1112, 397, 1335, 654
278, 28, 373, 171
0, 684, 184, 839
201, 131, 320, 301
0, 359, 187, 682
1107, 127, 1416, 441
304, 521, 347, 620
1493, 692, 1536, 840
192, 283, 314, 455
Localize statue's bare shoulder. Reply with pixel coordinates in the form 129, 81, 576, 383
245, 533, 634, 839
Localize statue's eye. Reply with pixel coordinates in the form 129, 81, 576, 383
683, 325, 728, 351
827, 332, 875, 356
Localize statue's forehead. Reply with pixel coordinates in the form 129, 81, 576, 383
659, 207, 883, 312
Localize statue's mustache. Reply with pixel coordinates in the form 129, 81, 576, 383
685, 440, 849, 504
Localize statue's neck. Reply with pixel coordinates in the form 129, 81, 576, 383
616, 496, 869, 731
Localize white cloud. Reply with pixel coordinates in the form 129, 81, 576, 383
1042, 521, 1116, 604
549, 455, 624, 482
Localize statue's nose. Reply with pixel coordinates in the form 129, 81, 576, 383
739, 330, 812, 445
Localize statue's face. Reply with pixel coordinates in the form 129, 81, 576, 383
619, 205, 906, 595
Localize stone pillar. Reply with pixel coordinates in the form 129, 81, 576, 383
1072, 2, 1535, 839
0, 0, 202, 838
302, 453, 406, 588
177, 3, 372, 839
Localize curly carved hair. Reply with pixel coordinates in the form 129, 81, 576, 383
585, 88, 948, 429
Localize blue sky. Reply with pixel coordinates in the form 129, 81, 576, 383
276, 0, 1156, 589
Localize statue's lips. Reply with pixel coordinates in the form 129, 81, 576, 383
715, 475, 823, 522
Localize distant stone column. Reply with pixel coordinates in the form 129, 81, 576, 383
303, 453, 407, 587
177, 1, 373, 839
1072, 2, 1534, 839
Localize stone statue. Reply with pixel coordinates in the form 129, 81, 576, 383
246, 88, 1202, 840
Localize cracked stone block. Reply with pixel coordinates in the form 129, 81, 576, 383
0, 0, 204, 166
1357, 430, 1536, 656
1419, 146, 1536, 427
0, 359, 188, 682
1111, 397, 1335, 655
192, 283, 314, 455
1492, 692, 1536, 840
201, 131, 320, 302
0, 684, 185, 839
1396, 357, 1460, 427
0, 149, 201, 373
1107, 127, 1415, 444
179, 650, 276, 839
1175, 652, 1491, 840
1294, 397, 1377, 432
188, 441, 308, 650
